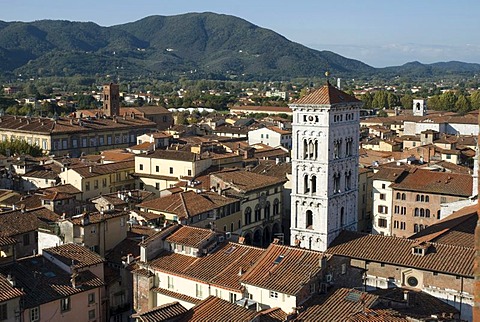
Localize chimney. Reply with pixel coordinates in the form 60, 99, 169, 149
6, 274, 15, 287
89, 166, 93, 173
404, 290, 416, 307
71, 271, 80, 288
238, 267, 244, 276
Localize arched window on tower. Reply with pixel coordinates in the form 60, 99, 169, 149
308, 140, 314, 159
402, 193, 406, 200
340, 207, 345, 227
303, 139, 308, 159
333, 173, 341, 193
333, 140, 340, 159
314, 140, 318, 160
311, 175, 317, 194
304, 175, 309, 194
345, 171, 352, 190
306, 210, 313, 229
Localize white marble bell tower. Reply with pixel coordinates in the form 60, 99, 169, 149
289, 81, 362, 251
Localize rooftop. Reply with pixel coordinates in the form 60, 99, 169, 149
292, 82, 361, 106
43, 243, 105, 269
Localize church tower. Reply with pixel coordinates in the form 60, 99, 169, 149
290, 82, 362, 251
102, 83, 120, 117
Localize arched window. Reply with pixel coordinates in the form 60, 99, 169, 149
303, 139, 308, 159
306, 210, 313, 229
396, 192, 401, 200
420, 209, 425, 217
420, 195, 425, 202
425, 196, 429, 202
244, 207, 252, 225
419, 224, 424, 231
311, 175, 317, 194
414, 224, 419, 233
416, 195, 420, 202
345, 171, 352, 190
304, 175, 309, 194
340, 207, 345, 227
308, 140, 314, 159
254, 205, 261, 222
402, 193, 406, 200
414, 208, 419, 216
314, 140, 318, 159
273, 199, 279, 215
264, 201, 271, 220
425, 209, 430, 218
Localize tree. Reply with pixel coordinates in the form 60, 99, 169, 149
387, 92, 400, 108
470, 90, 480, 111
372, 91, 388, 109
427, 96, 441, 111
455, 95, 471, 115
0, 140, 43, 157
361, 92, 373, 109
439, 91, 457, 111
400, 94, 413, 110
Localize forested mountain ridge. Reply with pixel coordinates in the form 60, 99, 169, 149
0, 12, 478, 80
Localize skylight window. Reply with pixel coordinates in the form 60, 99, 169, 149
274, 255, 284, 264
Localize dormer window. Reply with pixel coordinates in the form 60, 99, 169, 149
412, 242, 429, 256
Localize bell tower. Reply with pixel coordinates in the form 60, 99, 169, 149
290, 81, 362, 251
102, 83, 120, 117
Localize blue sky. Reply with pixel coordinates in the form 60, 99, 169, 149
1, 0, 479, 67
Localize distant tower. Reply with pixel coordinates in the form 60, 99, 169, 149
413, 99, 426, 116
102, 83, 120, 117
290, 81, 363, 251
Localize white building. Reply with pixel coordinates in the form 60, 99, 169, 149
290, 82, 362, 251
248, 126, 292, 149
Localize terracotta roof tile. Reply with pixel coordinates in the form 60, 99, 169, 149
133, 301, 188, 322
391, 169, 472, 197
295, 288, 378, 321
0, 255, 104, 308
347, 308, 408, 321
240, 244, 328, 295
293, 82, 361, 105
0, 208, 43, 237
0, 274, 24, 302
139, 191, 238, 220
211, 169, 286, 193
0, 114, 156, 134
152, 288, 202, 305
165, 226, 216, 248
43, 243, 105, 269
148, 242, 264, 291
327, 231, 474, 276
71, 160, 134, 179
371, 288, 459, 319
409, 204, 476, 248
178, 296, 257, 322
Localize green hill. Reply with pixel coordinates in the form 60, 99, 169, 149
0, 12, 478, 80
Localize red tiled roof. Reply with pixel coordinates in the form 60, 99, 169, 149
409, 204, 476, 248
240, 244, 328, 295
211, 169, 286, 193
0, 255, 104, 308
0, 114, 156, 135
152, 288, 201, 305
0, 274, 24, 302
165, 226, 215, 248
295, 288, 378, 321
43, 243, 105, 269
347, 308, 408, 322
71, 160, 134, 178
138, 190, 238, 219
390, 169, 472, 197
293, 82, 361, 105
327, 231, 474, 276
148, 242, 264, 291
178, 296, 257, 322
133, 301, 188, 322
0, 208, 44, 237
